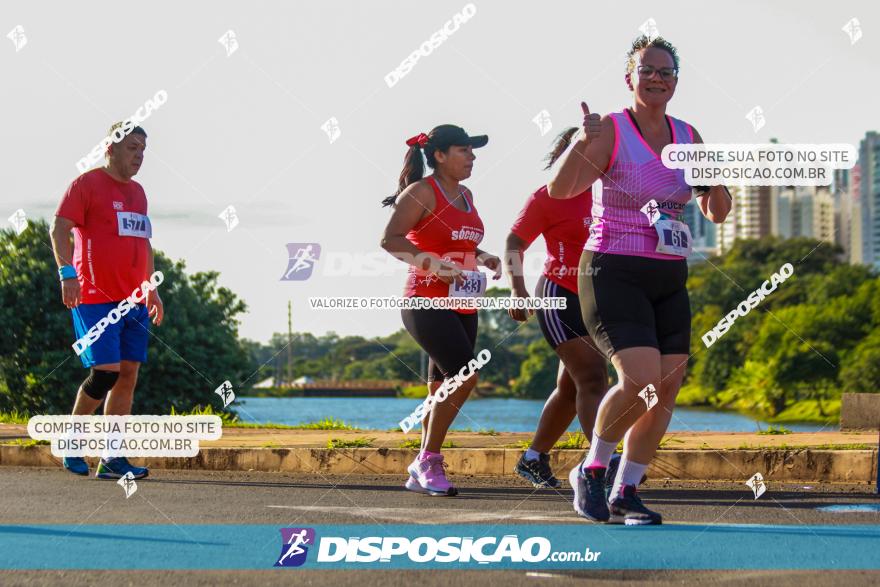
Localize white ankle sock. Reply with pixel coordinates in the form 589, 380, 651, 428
524, 447, 541, 461
583, 434, 616, 470
611, 457, 649, 499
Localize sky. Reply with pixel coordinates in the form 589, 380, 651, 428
2, 0, 877, 343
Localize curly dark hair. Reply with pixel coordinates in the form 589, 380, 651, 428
625, 35, 679, 74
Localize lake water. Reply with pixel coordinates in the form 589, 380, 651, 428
232, 397, 832, 432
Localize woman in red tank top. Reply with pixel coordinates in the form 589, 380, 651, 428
380, 124, 501, 497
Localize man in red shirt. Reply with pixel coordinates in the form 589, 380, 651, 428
50, 122, 165, 479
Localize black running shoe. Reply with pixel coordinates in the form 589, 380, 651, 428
515, 453, 561, 488
608, 484, 662, 525
569, 464, 610, 522
605, 453, 649, 500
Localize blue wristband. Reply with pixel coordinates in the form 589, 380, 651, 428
58, 265, 77, 281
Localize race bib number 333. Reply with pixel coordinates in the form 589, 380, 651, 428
117, 212, 152, 238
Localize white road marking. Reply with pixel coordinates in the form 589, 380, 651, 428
266, 505, 575, 524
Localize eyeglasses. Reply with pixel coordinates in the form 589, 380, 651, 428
636, 65, 678, 80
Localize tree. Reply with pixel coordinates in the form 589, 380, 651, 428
512, 340, 558, 398
0, 220, 253, 414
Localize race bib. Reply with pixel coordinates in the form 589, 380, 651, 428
654, 216, 692, 257
449, 270, 487, 298
117, 212, 152, 238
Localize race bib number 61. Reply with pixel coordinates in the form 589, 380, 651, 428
654, 217, 692, 257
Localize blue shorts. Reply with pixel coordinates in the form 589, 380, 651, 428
71, 302, 151, 368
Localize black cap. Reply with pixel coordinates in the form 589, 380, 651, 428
427, 124, 488, 150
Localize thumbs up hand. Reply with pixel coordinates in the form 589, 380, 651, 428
581, 102, 602, 144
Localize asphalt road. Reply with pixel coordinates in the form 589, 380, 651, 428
2, 467, 879, 586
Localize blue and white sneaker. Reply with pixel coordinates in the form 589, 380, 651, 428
568, 462, 610, 522
605, 453, 649, 500
62, 457, 89, 476
95, 457, 148, 480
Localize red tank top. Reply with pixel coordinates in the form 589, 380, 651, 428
403, 176, 484, 314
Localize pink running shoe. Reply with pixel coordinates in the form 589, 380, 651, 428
405, 454, 458, 496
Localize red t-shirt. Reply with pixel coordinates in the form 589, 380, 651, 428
403, 177, 484, 314
510, 185, 592, 293
55, 168, 151, 304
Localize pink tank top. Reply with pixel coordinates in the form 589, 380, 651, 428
585, 109, 695, 259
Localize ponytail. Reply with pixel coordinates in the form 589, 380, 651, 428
383, 143, 426, 207
543, 126, 579, 170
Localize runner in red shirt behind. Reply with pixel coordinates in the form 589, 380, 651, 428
505, 128, 609, 489
50, 121, 165, 480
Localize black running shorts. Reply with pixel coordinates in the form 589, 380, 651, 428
401, 307, 478, 383
577, 250, 690, 359
535, 275, 589, 349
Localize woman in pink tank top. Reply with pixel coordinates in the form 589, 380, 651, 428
547, 36, 732, 525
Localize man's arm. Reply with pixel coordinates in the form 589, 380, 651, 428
49, 216, 81, 309
144, 240, 164, 326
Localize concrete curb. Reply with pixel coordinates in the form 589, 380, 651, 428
2, 445, 877, 483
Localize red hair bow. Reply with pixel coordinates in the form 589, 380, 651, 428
406, 133, 429, 147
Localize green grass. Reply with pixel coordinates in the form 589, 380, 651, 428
476, 428, 499, 436
554, 432, 588, 450
1, 439, 49, 447
658, 436, 685, 448
291, 418, 360, 431
769, 400, 840, 425
757, 424, 792, 435
0, 410, 32, 424
398, 439, 457, 449
327, 437, 374, 449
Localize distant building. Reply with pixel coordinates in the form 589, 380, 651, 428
858, 131, 880, 269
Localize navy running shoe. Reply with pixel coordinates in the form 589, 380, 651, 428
62, 456, 89, 476
515, 452, 561, 488
95, 457, 148, 480
608, 484, 662, 525
569, 463, 610, 522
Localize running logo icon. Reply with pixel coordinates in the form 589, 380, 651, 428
321, 117, 341, 144
218, 205, 239, 232
118, 471, 138, 498
640, 199, 660, 226
638, 384, 658, 410
282, 243, 321, 281
8, 209, 28, 235
638, 18, 659, 40
215, 380, 235, 407
7, 25, 27, 52
746, 472, 767, 499
275, 527, 315, 567
532, 110, 552, 137
745, 106, 765, 132
842, 18, 862, 45
218, 30, 239, 56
